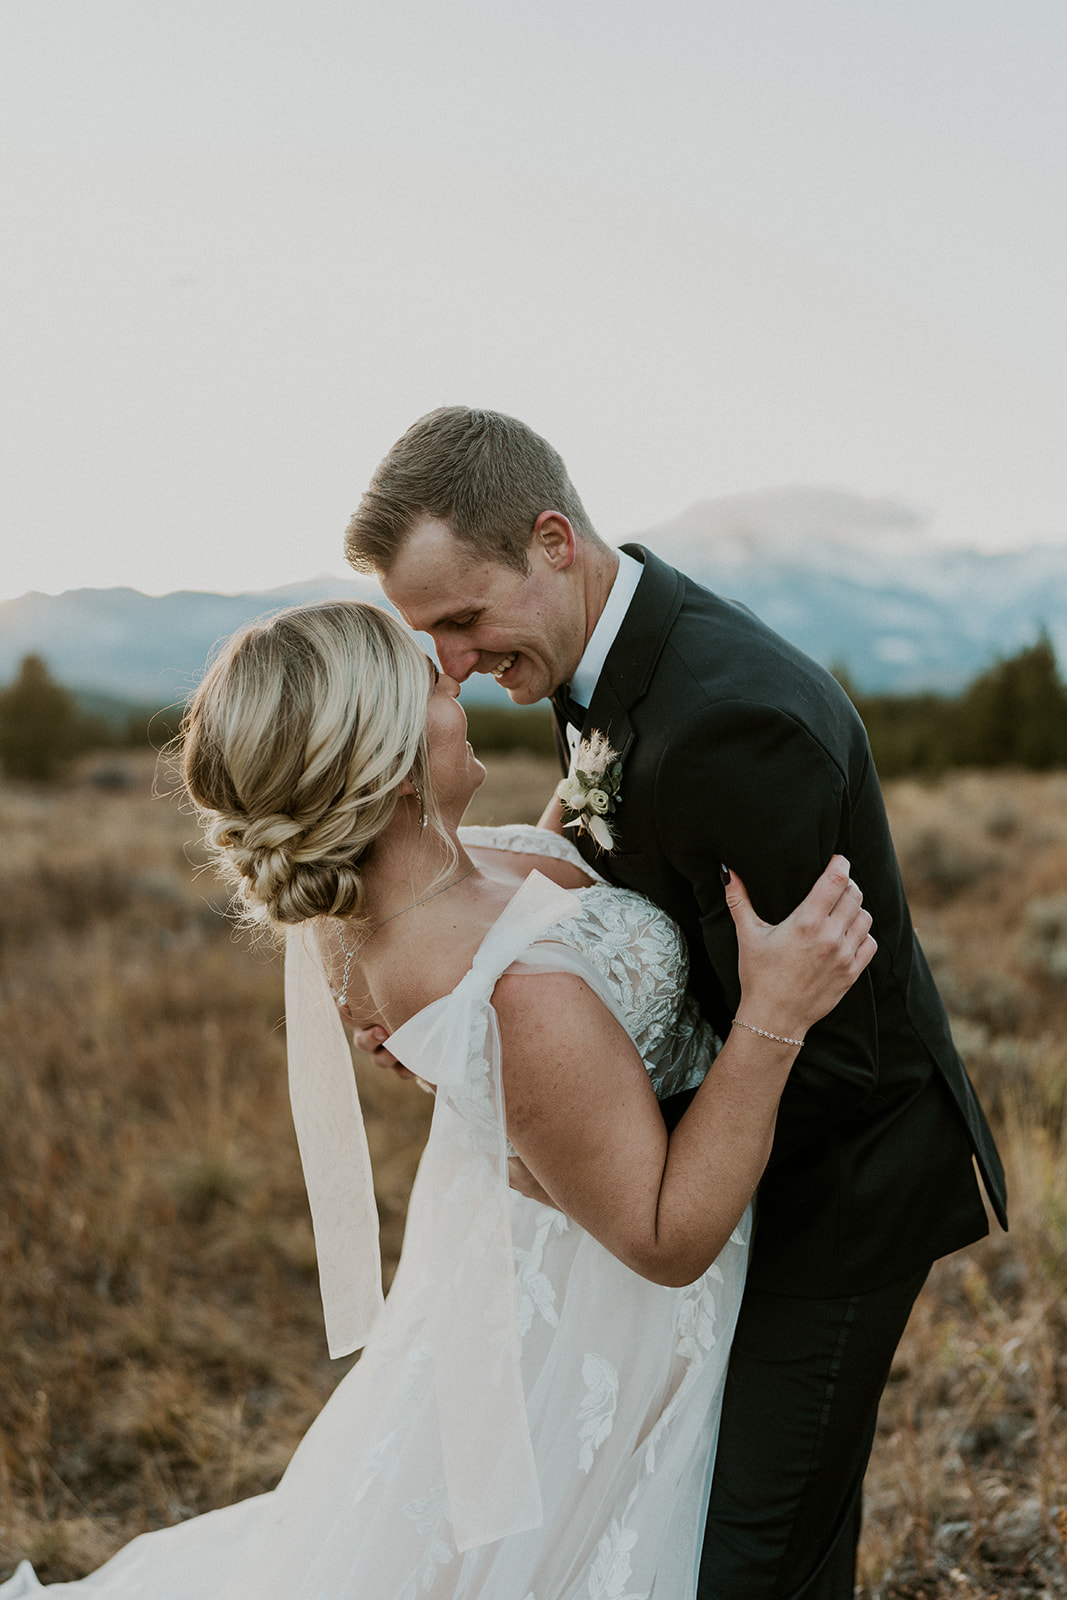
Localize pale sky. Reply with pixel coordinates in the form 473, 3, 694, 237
3, 0, 1066, 601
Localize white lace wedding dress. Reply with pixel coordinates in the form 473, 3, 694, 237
3, 827, 750, 1600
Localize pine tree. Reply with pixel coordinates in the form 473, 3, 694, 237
0, 654, 77, 780
954, 631, 1067, 769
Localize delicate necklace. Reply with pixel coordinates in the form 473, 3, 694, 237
332, 864, 477, 1006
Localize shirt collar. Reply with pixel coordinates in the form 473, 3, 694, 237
568, 547, 642, 710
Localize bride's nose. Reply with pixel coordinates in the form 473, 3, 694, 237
439, 672, 462, 699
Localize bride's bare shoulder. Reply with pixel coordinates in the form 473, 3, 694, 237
355, 882, 513, 1030
331, 852, 592, 1036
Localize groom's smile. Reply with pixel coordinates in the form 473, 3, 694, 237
380, 515, 589, 707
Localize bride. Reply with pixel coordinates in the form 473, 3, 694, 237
3, 601, 874, 1599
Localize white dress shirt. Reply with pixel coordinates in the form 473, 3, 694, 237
563, 547, 642, 762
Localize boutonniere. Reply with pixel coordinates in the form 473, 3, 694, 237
556, 730, 622, 852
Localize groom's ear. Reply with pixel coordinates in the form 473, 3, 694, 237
533, 511, 577, 571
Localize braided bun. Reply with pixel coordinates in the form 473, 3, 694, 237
182, 602, 435, 929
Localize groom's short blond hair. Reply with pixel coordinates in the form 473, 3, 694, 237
344, 406, 598, 577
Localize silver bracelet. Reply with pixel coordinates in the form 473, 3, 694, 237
733, 1016, 805, 1048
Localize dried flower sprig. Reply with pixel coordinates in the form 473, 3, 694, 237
556, 730, 622, 852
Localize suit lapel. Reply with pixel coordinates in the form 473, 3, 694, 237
550, 698, 571, 773
582, 544, 685, 755
558, 547, 686, 881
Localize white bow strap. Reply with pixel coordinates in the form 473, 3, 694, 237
384, 872, 581, 1551
285, 872, 581, 1550
284, 927, 385, 1358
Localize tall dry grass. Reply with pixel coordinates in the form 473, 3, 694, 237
0, 755, 1064, 1595
856, 773, 1067, 1599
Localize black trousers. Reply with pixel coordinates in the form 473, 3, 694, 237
697, 1264, 929, 1600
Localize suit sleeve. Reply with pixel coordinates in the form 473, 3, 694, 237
656, 700, 879, 1160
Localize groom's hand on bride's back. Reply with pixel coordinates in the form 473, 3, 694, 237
507, 1156, 560, 1208
349, 1023, 417, 1081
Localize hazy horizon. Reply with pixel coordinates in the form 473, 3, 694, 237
7, 481, 1067, 607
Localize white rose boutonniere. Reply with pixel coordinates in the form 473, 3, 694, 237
556, 730, 622, 852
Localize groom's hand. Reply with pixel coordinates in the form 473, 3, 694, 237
507, 1154, 560, 1209
350, 1024, 417, 1081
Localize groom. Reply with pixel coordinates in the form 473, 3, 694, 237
343, 406, 1006, 1599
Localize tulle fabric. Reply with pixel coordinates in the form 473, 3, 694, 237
2, 1218, 747, 1598
3, 831, 749, 1599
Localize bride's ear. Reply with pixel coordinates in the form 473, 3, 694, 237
396, 774, 428, 829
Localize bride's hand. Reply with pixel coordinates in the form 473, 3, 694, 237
725, 855, 876, 1045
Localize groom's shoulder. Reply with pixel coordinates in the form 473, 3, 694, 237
623, 542, 773, 635
621, 543, 861, 737
623, 542, 822, 680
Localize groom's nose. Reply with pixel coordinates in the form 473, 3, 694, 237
434, 637, 479, 681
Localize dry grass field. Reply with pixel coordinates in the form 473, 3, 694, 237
1, 752, 1065, 1596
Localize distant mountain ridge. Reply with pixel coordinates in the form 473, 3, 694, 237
0, 580, 381, 706
2, 488, 1065, 703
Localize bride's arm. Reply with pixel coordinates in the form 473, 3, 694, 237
535, 791, 566, 834
495, 857, 874, 1287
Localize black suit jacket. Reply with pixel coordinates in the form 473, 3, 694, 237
557, 545, 1006, 1297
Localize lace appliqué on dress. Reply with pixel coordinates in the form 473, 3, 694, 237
515, 1210, 570, 1339
542, 887, 719, 1103
462, 823, 721, 1102
578, 1353, 620, 1474
585, 1485, 646, 1600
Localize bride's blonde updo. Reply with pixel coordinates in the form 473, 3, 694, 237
182, 601, 436, 929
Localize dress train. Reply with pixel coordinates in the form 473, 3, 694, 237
2, 828, 749, 1599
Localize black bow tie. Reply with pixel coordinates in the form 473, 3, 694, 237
553, 685, 586, 729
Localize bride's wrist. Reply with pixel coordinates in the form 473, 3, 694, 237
732, 1015, 806, 1049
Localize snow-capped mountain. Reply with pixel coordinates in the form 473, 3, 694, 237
635, 488, 1067, 693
